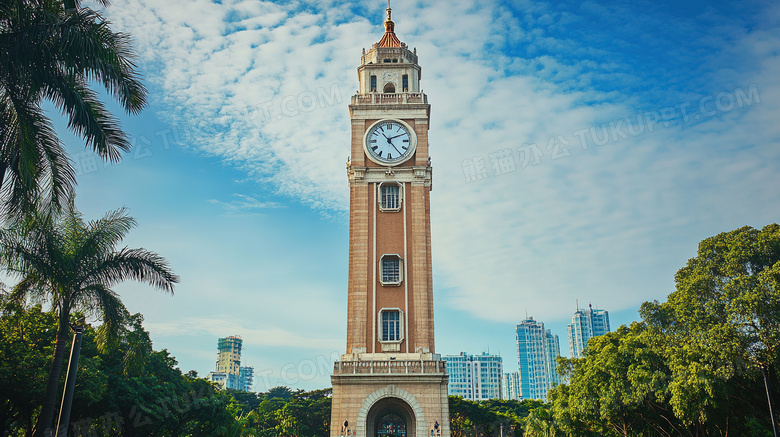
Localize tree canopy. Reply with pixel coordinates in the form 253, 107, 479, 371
0, 194, 178, 436
543, 224, 780, 437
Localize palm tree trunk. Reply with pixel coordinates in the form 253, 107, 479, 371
32, 309, 70, 437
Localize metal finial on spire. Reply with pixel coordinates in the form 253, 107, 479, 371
386, 0, 392, 21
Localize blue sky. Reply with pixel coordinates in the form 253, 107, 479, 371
45, 0, 780, 390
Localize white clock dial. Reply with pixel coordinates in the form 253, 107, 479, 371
364, 120, 416, 165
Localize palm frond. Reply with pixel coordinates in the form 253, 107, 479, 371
0, 0, 147, 220
87, 206, 136, 253
0, 87, 75, 219
8, 275, 40, 304
88, 282, 128, 353
89, 247, 179, 292
55, 8, 147, 113
42, 73, 131, 161
122, 312, 153, 376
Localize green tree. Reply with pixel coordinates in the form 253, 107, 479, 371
0, 0, 146, 218
266, 386, 293, 401
220, 410, 258, 437
0, 295, 57, 435
0, 301, 238, 437
549, 324, 680, 437
229, 390, 263, 415
0, 195, 178, 436
287, 389, 331, 437
448, 396, 540, 437
641, 224, 780, 435
523, 406, 559, 437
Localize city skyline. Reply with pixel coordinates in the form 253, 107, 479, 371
41, 0, 780, 391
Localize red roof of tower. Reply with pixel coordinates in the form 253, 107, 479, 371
377, 2, 401, 48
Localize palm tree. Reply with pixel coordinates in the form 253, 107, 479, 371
220, 411, 259, 437
524, 407, 560, 437
0, 0, 147, 219
0, 193, 178, 436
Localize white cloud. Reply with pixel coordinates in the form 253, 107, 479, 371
99, 0, 780, 331
208, 193, 284, 212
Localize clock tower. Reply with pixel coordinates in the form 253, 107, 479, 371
330, 4, 450, 437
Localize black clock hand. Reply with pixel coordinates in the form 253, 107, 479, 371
383, 132, 397, 148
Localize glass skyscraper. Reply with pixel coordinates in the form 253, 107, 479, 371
566, 304, 610, 358
516, 317, 560, 401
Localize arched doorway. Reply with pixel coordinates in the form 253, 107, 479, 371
383, 82, 396, 93
366, 397, 416, 437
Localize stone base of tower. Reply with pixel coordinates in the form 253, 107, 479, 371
330, 353, 450, 437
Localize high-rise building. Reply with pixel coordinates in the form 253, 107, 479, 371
329, 5, 450, 437
207, 335, 253, 391
238, 366, 254, 392
567, 304, 610, 358
516, 317, 560, 401
444, 352, 503, 401
545, 329, 561, 387
216, 335, 242, 375
502, 372, 521, 401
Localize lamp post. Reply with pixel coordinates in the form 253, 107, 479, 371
430, 421, 440, 437
761, 364, 779, 437
342, 420, 350, 437
748, 336, 778, 437
54, 319, 85, 437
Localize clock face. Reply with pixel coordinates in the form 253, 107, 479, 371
364, 119, 417, 165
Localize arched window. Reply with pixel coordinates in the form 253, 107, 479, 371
383, 82, 396, 93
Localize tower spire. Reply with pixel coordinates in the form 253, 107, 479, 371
378, 0, 401, 47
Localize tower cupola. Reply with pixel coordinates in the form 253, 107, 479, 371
356, 2, 422, 94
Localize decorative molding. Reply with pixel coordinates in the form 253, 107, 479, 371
348, 166, 431, 186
